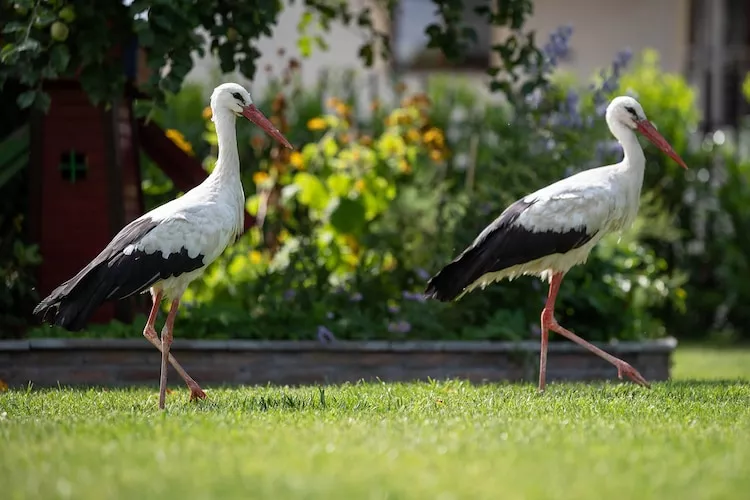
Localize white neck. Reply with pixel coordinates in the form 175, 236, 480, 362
208, 108, 241, 183
607, 117, 645, 173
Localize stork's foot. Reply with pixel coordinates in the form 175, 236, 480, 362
614, 360, 650, 388
188, 382, 207, 401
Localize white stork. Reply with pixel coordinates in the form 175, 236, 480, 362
425, 96, 687, 391
33, 83, 293, 409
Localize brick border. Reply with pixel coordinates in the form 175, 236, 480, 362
0, 338, 677, 388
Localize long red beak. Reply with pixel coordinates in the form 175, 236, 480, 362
635, 120, 688, 169
241, 104, 294, 150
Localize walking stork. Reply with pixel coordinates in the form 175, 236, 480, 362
33, 83, 293, 409
425, 96, 687, 390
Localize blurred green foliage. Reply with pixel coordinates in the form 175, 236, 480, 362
29, 47, 710, 344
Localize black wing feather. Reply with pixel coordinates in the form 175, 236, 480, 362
33, 217, 205, 331
425, 199, 596, 302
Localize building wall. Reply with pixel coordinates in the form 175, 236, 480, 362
186, 0, 690, 97
529, 0, 689, 79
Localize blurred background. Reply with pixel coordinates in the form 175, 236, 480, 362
2, 0, 750, 352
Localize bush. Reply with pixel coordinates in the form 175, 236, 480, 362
27, 28, 723, 344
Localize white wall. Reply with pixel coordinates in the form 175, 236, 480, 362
186, 0, 689, 99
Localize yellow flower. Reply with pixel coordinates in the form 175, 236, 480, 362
423, 127, 444, 148
354, 179, 365, 192
307, 117, 327, 131
429, 150, 444, 162
253, 171, 270, 185
278, 229, 290, 243
406, 128, 420, 143
398, 159, 412, 173
202, 106, 212, 120
165, 129, 194, 156
249, 250, 263, 264
289, 151, 304, 169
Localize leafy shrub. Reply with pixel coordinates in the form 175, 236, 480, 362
26, 30, 697, 343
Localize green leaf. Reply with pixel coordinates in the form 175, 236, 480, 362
17, 90, 36, 109
358, 43, 373, 66
2, 22, 26, 34
329, 197, 367, 234
34, 11, 57, 27
0, 44, 16, 62
293, 172, 329, 211
49, 44, 70, 72
326, 174, 352, 196
298, 35, 312, 57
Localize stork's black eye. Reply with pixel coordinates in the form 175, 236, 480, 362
231, 92, 245, 105
624, 106, 637, 117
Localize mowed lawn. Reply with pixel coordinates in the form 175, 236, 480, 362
1, 346, 749, 500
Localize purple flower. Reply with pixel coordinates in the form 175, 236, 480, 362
283, 289, 296, 301
387, 320, 412, 334
388, 304, 400, 314
350, 292, 363, 302
525, 88, 543, 109
614, 49, 633, 70
542, 25, 573, 67
326, 311, 334, 319
317, 325, 337, 344
415, 268, 431, 281
402, 291, 426, 303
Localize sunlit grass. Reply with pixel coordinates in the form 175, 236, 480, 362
1, 346, 748, 500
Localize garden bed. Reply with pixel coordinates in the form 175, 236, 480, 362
0, 337, 677, 388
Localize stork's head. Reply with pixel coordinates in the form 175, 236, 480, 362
210, 82, 293, 149
606, 95, 687, 169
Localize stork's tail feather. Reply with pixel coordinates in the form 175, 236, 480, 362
424, 251, 482, 302
32, 266, 112, 332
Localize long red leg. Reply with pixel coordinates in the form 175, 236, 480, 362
538, 274, 563, 392
539, 272, 650, 389
159, 299, 180, 410
143, 292, 206, 402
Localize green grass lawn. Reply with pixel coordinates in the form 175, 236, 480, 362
1, 346, 749, 500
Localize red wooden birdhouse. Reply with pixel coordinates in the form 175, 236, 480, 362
27, 78, 145, 325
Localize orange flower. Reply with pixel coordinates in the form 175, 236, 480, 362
354, 179, 365, 192
0, 379, 7, 392
253, 171, 270, 185
359, 135, 373, 146
202, 106, 212, 120
165, 129, 194, 156
326, 97, 342, 109
429, 150, 444, 162
251, 136, 266, 150
398, 159, 412, 173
